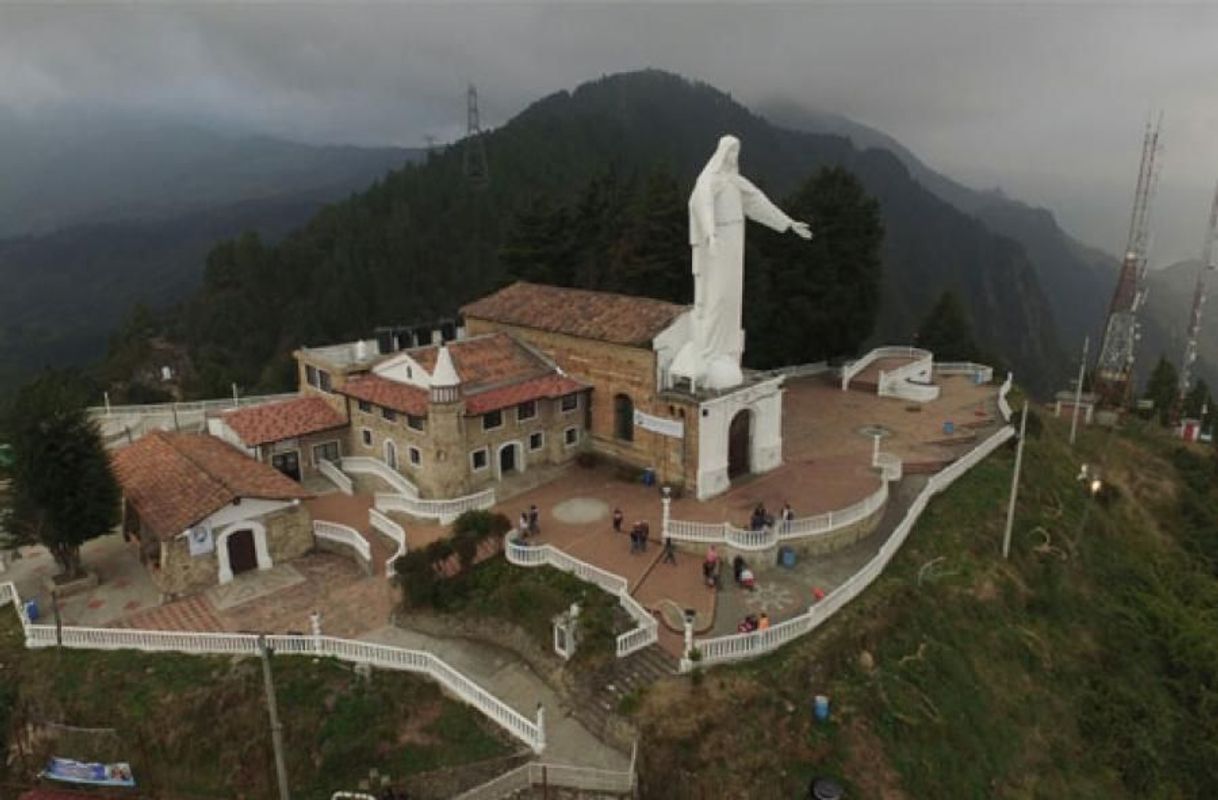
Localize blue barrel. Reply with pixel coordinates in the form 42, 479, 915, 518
813, 694, 830, 722
779, 546, 797, 568
23, 599, 39, 622
642, 468, 656, 487
943, 420, 955, 435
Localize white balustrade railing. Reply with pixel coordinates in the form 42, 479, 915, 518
375, 489, 496, 525
369, 508, 407, 578
88, 392, 299, 419
504, 532, 657, 658
454, 759, 636, 800
841, 346, 932, 390
341, 457, 420, 499
1, 579, 545, 753
318, 458, 354, 495
313, 520, 372, 564
685, 423, 1016, 671
667, 480, 890, 551
935, 362, 995, 383
998, 372, 1014, 422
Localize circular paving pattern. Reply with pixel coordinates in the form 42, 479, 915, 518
857, 424, 893, 438
743, 583, 798, 614
551, 497, 611, 525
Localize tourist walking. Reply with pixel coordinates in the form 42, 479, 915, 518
780, 502, 794, 534
612, 507, 624, 533
638, 520, 650, 552
662, 535, 677, 565
519, 511, 530, 538
528, 504, 540, 536
629, 522, 642, 554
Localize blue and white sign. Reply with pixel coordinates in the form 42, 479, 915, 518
44, 756, 136, 787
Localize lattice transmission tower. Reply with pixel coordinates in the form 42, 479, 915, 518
1094, 115, 1164, 407
1176, 181, 1218, 415
463, 83, 489, 187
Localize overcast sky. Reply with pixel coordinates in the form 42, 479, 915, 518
3, 2, 1217, 264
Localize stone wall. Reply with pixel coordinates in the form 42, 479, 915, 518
145, 504, 314, 599
467, 318, 698, 491
347, 391, 586, 498
261, 429, 347, 481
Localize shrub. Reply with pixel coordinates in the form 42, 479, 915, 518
452, 510, 511, 540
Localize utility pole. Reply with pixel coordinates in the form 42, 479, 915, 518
1002, 401, 1030, 560
258, 636, 291, 800
1069, 336, 1089, 447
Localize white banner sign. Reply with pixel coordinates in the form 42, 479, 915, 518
187, 524, 214, 557
634, 410, 684, 439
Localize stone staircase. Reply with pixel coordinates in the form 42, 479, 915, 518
565, 644, 679, 749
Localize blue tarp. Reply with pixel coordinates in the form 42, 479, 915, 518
42, 756, 136, 787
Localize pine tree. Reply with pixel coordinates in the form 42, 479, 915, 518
1143, 355, 1179, 425
916, 291, 981, 362
4, 372, 120, 578
610, 166, 690, 302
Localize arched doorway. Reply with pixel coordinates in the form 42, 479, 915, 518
384, 439, 398, 470
614, 394, 634, 442
728, 409, 752, 479
498, 441, 520, 479
226, 529, 258, 576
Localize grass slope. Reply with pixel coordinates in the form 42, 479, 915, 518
0, 614, 513, 798
633, 408, 1218, 798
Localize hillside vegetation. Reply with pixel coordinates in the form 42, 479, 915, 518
631, 408, 1218, 798
0, 616, 514, 798
115, 70, 1067, 398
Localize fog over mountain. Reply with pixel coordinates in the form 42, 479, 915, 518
5, 3, 1218, 264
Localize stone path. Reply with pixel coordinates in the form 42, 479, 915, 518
359, 625, 631, 772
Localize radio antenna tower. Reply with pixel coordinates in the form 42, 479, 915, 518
1094, 114, 1164, 407
463, 83, 489, 186
1176, 180, 1218, 415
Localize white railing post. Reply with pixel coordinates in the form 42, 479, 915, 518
534, 703, 546, 754
310, 611, 323, 654
661, 486, 672, 538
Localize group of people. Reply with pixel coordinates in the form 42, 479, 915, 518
749, 501, 795, 532
517, 504, 541, 538
737, 612, 770, 633
613, 506, 676, 563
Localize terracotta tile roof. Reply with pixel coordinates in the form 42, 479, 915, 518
341, 374, 429, 416
410, 332, 551, 393
111, 431, 310, 541
461, 281, 687, 347
341, 333, 588, 416
220, 395, 347, 447
465, 374, 589, 415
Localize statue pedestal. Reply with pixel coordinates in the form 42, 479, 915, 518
694, 375, 785, 500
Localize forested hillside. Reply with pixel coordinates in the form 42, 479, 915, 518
119, 70, 1068, 397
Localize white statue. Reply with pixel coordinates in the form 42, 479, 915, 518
671, 135, 813, 390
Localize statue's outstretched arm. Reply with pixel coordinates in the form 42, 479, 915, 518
737, 176, 811, 238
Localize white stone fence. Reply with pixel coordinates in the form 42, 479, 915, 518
504, 532, 658, 658
313, 520, 372, 567
840, 346, 932, 391
318, 458, 354, 495
454, 744, 638, 800
666, 479, 890, 552
374, 489, 497, 526
998, 371, 1014, 422
90, 393, 299, 447
341, 457, 421, 499
682, 422, 1016, 671
935, 361, 995, 384
0, 581, 546, 753
369, 508, 408, 578
877, 349, 939, 403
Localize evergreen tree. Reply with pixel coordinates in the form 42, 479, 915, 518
4, 371, 120, 578
609, 166, 690, 302
499, 196, 574, 286
1143, 355, 1179, 425
748, 167, 883, 367
916, 291, 981, 362
1184, 378, 1213, 420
